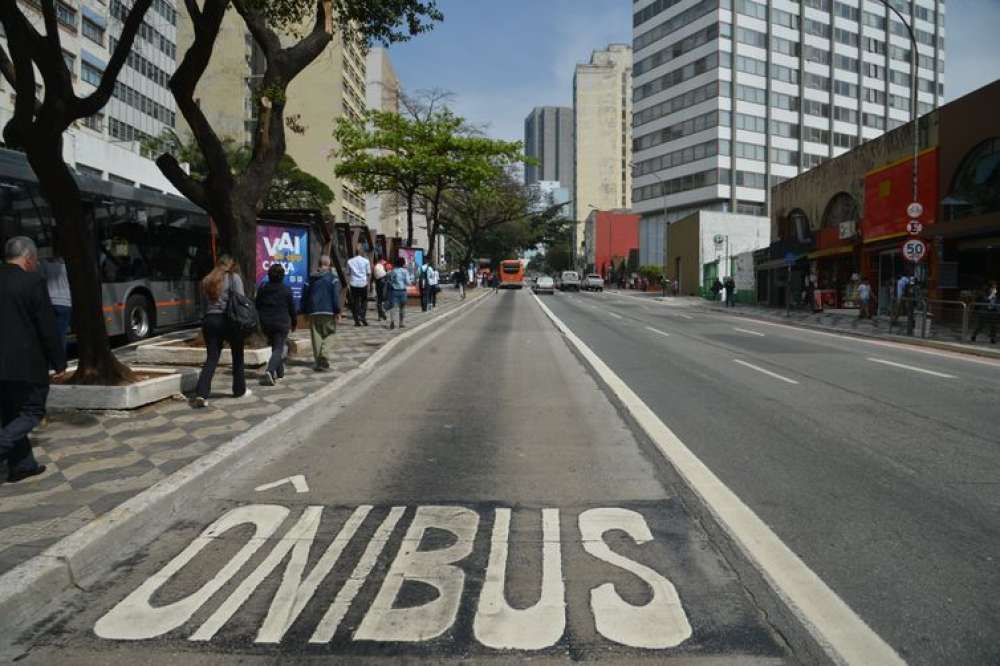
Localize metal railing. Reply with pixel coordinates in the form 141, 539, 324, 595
890, 297, 972, 341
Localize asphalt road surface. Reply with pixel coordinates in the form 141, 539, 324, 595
17, 291, 800, 664
541, 288, 1000, 666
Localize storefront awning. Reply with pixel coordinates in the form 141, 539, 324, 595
808, 246, 854, 259
863, 231, 907, 245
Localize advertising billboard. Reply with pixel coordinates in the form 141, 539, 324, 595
863, 149, 939, 241
256, 223, 310, 308
397, 247, 424, 297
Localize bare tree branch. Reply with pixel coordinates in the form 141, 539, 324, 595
74, 0, 155, 118
0, 43, 16, 88
156, 154, 209, 209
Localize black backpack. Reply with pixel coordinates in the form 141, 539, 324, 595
225, 278, 258, 333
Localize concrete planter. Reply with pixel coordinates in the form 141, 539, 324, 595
48, 367, 198, 410
136, 336, 311, 368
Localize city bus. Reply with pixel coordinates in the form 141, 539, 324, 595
499, 259, 525, 289
0, 148, 213, 341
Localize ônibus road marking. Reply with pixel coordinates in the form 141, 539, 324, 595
607, 312, 624, 320
868, 357, 957, 379
645, 326, 671, 338
531, 292, 905, 666
732, 360, 799, 385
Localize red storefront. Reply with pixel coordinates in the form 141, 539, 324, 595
589, 211, 640, 279
861, 148, 939, 313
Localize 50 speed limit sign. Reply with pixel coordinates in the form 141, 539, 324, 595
902, 238, 928, 263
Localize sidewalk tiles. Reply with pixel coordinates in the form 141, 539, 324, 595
0, 289, 482, 575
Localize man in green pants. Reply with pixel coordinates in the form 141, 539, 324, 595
302, 255, 341, 372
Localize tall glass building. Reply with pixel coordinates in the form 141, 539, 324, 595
630, 0, 946, 225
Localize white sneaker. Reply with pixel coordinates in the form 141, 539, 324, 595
235, 389, 253, 399
192, 396, 208, 409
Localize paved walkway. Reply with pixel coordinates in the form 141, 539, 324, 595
0, 287, 484, 574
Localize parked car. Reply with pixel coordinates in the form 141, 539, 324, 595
533, 275, 555, 295
559, 271, 581, 292
582, 274, 604, 292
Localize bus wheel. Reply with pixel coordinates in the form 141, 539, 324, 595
125, 294, 154, 342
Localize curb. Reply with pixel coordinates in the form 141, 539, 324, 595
695, 305, 1000, 361
0, 290, 492, 648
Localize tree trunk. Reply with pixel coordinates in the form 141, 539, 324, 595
231, 197, 259, 296
405, 194, 414, 247
27, 138, 134, 385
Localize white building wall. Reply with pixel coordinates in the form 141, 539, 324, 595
696, 211, 770, 287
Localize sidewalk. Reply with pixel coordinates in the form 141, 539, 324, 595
0, 287, 484, 575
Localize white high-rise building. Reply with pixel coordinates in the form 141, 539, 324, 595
574, 44, 633, 260
0, 1, 181, 192
631, 0, 945, 227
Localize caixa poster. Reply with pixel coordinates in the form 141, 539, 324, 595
256, 223, 310, 307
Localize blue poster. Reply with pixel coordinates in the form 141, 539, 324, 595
256, 223, 310, 308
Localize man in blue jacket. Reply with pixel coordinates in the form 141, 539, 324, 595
1, 237, 67, 483
302, 255, 341, 372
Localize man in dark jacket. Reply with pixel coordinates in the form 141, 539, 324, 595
302, 255, 341, 371
255, 263, 297, 385
0, 237, 67, 483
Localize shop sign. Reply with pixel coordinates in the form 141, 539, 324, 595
901, 238, 928, 263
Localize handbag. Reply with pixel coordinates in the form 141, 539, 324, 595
224, 275, 259, 333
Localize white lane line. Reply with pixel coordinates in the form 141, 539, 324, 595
645, 326, 671, 338
607, 312, 623, 320
674, 313, 695, 320
531, 292, 903, 666
734, 328, 765, 337
867, 357, 957, 379
732, 359, 799, 385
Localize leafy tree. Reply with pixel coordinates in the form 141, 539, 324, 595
0, 0, 155, 384
335, 99, 525, 252
156, 0, 441, 291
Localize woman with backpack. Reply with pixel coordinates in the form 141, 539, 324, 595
193, 255, 248, 407
386, 258, 412, 330
255, 263, 296, 386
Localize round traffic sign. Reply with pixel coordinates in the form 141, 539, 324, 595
901, 238, 927, 263
906, 220, 924, 235
907, 202, 923, 219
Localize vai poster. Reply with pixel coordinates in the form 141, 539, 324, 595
398, 247, 424, 297
256, 223, 310, 307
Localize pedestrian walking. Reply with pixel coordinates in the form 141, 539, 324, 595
672, 279, 679, 296
427, 261, 440, 309
418, 261, 431, 311
40, 256, 72, 357
890, 274, 912, 330
255, 263, 296, 386
492, 271, 501, 292
373, 259, 388, 321
453, 268, 465, 299
971, 280, 998, 344
710, 278, 723, 302
193, 255, 248, 407
0, 237, 66, 483
724, 275, 737, 308
347, 247, 371, 327
386, 258, 411, 330
857, 276, 873, 320
302, 255, 341, 371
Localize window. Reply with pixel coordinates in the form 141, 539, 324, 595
835, 106, 859, 123
804, 46, 831, 65
803, 0, 831, 10
772, 35, 800, 57
770, 120, 800, 139
81, 61, 103, 86
834, 28, 859, 47
805, 73, 831, 92
633, 24, 722, 76
737, 84, 768, 105
834, 2, 860, 22
736, 0, 767, 20
772, 148, 800, 166
863, 11, 886, 30
634, 0, 720, 52
733, 112, 766, 133
736, 55, 767, 77
82, 17, 104, 45
732, 141, 767, 162
76, 164, 102, 179
737, 27, 767, 49
804, 19, 831, 39
772, 7, 799, 30
834, 132, 859, 148
802, 153, 828, 169
770, 91, 799, 111
863, 112, 885, 129
62, 50, 75, 75
864, 62, 884, 80
634, 51, 720, 102
82, 114, 104, 132
821, 192, 859, 228
889, 94, 911, 112
834, 80, 859, 97
771, 62, 800, 85
802, 126, 830, 144
944, 137, 1000, 221
633, 81, 723, 127
864, 36, 886, 55
633, 167, 721, 202
55, 1, 77, 31
632, 110, 720, 152
632, 139, 720, 177
864, 87, 885, 104
834, 54, 859, 73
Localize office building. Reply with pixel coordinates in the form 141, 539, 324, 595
0, 1, 182, 191
365, 48, 404, 238
630, 0, 946, 230
574, 44, 633, 259
523, 106, 574, 194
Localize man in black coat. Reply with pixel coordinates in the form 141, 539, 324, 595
0, 237, 67, 483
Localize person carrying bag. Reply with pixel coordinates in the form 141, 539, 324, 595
193, 256, 252, 407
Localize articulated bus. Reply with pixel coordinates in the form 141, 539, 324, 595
499, 259, 525, 289
0, 148, 213, 341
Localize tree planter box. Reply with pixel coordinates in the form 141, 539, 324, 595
48, 367, 198, 410
135, 336, 311, 368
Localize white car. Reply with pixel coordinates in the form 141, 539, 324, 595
533, 275, 555, 294
582, 274, 604, 292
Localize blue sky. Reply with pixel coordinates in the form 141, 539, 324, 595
389, 0, 1000, 143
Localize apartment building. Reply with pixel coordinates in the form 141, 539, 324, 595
365, 47, 404, 238
0, 0, 182, 191
573, 44, 633, 259
630, 0, 946, 228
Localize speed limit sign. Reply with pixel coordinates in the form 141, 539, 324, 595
906, 220, 924, 235
901, 238, 927, 263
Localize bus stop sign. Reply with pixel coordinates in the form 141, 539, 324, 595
901, 238, 927, 263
